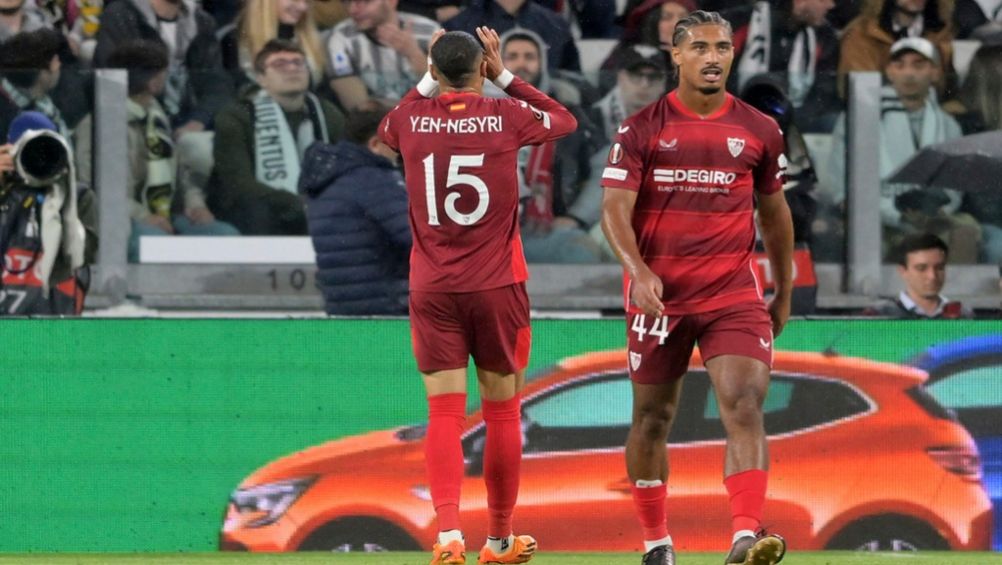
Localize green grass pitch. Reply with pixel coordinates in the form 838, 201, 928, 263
0, 553, 1000, 564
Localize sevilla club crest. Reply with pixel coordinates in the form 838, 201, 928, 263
727, 137, 745, 157
629, 351, 642, 371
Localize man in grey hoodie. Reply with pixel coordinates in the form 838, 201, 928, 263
500, 28, 605, 263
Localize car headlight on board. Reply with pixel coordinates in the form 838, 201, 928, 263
230, 476, 315, 527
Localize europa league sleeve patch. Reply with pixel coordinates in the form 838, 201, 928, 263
608, 142, 624, 165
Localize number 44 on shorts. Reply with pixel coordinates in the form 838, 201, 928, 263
631, 314, 670, 345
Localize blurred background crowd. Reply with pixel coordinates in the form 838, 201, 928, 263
0, 0, 1000, 315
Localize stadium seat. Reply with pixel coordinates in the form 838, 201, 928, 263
578, 39, 617, 75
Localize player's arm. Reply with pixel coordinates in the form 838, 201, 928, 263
501, 76, 577, 139
601, 187, 664, 318
377, 110, 399, 152
755, 123, 795, 336
476, 26, 577, 141
757, 189, 794, 337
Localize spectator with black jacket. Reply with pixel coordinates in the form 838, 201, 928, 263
208, 39, 344, 235
93, 0, 233, 135
299, 103, 411, 315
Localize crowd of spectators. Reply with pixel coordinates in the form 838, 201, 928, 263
0, 0, 999, 312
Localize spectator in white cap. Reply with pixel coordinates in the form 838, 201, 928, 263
823, 36, 982, 263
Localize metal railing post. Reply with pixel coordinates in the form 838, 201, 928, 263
845, 71, 883, 295
92, 69, 130, 304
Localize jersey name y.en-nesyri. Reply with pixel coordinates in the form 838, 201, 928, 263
380, 77, 576, 292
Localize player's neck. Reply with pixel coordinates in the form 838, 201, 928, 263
438, 83, 483, 96
675, 85, 727, 118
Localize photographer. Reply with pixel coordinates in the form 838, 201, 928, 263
0, 112, 97, 315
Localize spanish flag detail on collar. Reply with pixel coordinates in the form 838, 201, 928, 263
448, 102, 466, 112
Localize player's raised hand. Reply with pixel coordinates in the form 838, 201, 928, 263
476, 26, 504, 81
630, 265, 665, 318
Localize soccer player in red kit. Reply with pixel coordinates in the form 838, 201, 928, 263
600, 11, 794, 565
379, 27, 576, 565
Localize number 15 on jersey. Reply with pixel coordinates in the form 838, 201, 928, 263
422, 153, 489, 226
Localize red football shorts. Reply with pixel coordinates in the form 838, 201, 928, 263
626, 300, 774, 384
410, 283, 531, 374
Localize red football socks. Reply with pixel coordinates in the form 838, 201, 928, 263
482, 396, 523, 539
426, 393, 467, 532
724, 469, 768, 534
631, 482, 669, 541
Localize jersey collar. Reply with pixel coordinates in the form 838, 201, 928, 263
438, 91, 481, 101
668, 90, 733, 121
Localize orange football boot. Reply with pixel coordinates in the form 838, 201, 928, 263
477, 535, 537, 564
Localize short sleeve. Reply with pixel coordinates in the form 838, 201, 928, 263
600, 120, 647, 192
754, 120, 787, 195
326, 30, 357, 78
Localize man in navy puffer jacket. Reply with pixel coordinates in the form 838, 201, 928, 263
299, 105, 411, 315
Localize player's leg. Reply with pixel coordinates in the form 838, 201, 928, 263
627, 379, 684, 565
466, 283, 534, 564
698, 304, 786, 565
424, 369, 470, 538
626, 312, 693, 565
411, 291, 473, 564
477, 367, 521, 547
475, 366, 536, 564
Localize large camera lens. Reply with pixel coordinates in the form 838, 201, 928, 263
15, 132, 70, 187
20, 135, 68, 178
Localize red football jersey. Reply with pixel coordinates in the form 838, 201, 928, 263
602, 90, 787, 315
380, 77, 576, 292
